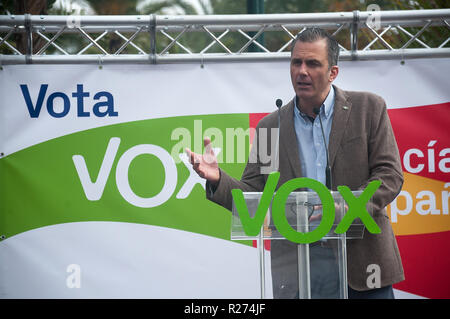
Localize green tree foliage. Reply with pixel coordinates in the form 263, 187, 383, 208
1, 0, 56, 54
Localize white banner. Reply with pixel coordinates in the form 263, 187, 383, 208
0, 58, 449, 298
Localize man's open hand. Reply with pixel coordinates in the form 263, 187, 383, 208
185, 137, 220, 185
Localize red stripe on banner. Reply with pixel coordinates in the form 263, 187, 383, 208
388, 102, 450, 184
394, 231, 450, 299
249, 113, 269, 143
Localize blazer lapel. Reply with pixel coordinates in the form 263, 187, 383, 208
280, 99, 303, 179
328, 85, 352, 169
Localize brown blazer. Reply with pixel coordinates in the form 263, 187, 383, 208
207, 85, 405, 292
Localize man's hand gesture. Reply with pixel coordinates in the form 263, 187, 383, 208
185, 137, 220, 185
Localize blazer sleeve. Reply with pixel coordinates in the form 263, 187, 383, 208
359, 97, 404, 216
206, 121, 271, 211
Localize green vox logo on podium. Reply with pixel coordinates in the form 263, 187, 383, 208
232, 172, 382, 244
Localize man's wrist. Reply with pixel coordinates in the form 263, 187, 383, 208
209, 168, 221, 187
207, 169, 221, 195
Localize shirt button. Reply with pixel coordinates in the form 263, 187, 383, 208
317, 163, 322, 167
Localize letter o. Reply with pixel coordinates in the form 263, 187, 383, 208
271, 178, 335, 244
116, 144, 177, 208
47, 92, 70, 118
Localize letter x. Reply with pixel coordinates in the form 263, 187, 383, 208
335, 180, 382, 234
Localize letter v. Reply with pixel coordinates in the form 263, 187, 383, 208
231, 171, 280, 236
20, 84, 48, 118
72, 137, 120, 201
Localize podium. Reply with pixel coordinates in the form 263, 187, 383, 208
231, 191, 367, 299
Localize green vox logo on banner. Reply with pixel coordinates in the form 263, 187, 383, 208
231, 172, 382, 244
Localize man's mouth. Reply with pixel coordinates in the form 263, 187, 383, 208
297, 81, 312, 88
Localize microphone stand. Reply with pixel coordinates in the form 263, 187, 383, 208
275, 99, 283, 172
313, 107, 333, 191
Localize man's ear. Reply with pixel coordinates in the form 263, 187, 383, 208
329, 65, 339, 82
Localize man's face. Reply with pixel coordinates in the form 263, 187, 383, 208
290, 39, 338, 104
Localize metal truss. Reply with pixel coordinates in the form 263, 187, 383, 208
0, 9, 449, 65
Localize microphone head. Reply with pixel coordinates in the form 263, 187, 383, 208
313, 107, 321, 115
275, 99, 283, 109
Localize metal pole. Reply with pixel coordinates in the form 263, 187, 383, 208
24, 13, 32, 64
338, 231, 348, 299
1, 10, 449, 26
297, 195, 311, 299
3, 19, 446, 34
1, 48, 449, 65
247, 0, 265, 52
351, 10, 359, 61
149, 14, 156, 64
258, 228, 265, 299
0, 48, 449, 65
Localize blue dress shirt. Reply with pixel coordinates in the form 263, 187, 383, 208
293, 86, 335, 187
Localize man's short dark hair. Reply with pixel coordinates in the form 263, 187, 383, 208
291, 27, 339, 69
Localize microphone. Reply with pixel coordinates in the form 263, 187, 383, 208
274, 99, 282, 172
276, 99, 283, 108
313, 106, 332, 190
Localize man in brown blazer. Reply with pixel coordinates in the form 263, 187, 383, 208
187, 27, 404, 299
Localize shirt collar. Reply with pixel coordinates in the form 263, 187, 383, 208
294, 85, 335, 120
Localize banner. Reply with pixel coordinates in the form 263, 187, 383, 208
0, 59, 449, 298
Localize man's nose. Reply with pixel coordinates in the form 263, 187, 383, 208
299, 63, 308, 76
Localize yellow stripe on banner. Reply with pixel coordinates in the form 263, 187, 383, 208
387, 172, 450, 236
